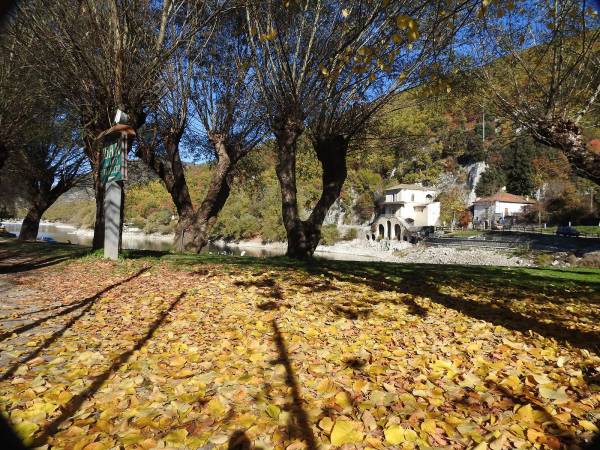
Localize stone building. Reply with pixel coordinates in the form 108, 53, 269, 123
371, 184, 440, 241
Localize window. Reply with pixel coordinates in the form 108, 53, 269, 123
411, 194, 415, 202
426, 194, 433, 201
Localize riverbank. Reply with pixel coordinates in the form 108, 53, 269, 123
2, 220, 538, 265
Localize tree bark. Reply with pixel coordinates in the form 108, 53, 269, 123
18, 204, 44, 241
18, 183, 67, 241
304, 134, 348, 254
273, 126, 349, 259
137, 131, 195, 252
272, 117, 310, 259
178, 134, 235, 252
533, 118, 600, 186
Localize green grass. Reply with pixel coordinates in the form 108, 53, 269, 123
3, 239, 599, 293
536, 225, 600, 235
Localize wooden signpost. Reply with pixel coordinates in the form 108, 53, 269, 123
97, 122, 135, 260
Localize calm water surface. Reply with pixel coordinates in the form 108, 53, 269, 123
3, 222, 381, 261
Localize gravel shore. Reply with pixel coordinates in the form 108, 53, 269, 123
392, 246, 532, 266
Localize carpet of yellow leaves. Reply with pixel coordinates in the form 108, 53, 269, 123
0, 251, 599, 449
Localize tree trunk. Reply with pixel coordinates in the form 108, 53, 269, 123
137, 133, 195, 252
179, 135, 235, 253
18, 183, 66, 242
271, 117, 312, 259
18, 204, 44, 241
304, 135, 349, 255
534, 119, 600, 185
91, 167, 105, 250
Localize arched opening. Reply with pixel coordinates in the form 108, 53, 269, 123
371, 233, 376, 240
378, 224, 385, 238
426, 194, 433, 201
387, 221, 391, 239
366, 234, 370, 241
394, 224, 401, 240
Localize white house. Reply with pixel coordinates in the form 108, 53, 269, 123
472, 192, 535, 228
372, 184, 440, 241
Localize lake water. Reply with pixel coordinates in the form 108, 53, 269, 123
2, 222, 384, 261
1, 222, 285, 257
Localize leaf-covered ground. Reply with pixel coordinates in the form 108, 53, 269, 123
0, 240, 599, 450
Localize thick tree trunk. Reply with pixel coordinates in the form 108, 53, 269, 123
18, 183, 66, 242
534, 119, 600, 185
272, 117, 312, 259
179, 135, 235, 253
304, 135, 349, 255
18, 205, 44, 241
137, 133, 195, 252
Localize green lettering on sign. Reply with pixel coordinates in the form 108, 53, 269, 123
100, 137, 127, 184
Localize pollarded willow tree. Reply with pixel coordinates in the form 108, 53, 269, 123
245, 0, 479, 258
468, 0, 600, 185
11, 118, 87, 241
137, 8, 265, 252
11, 0, 221, 249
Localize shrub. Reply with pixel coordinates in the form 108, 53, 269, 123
320, 224, 340, 246
534, 253, 553, 267
343, 228, 358, 241
578, 252, 600, 268
149, 209, 172, 226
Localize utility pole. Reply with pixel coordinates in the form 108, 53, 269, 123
482, 106, 485, 142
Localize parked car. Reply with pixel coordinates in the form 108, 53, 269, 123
556, 226, 581, 237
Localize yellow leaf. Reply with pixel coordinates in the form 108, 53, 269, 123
421, 419, 436, 434
207, 397, 226, 418
317, 379, 337, 396
580, 420, 599, 432
335, 391, 352, 410
319, 417, 334, 434
474, 443, 488, 450
14, 422, 39, 444
169, 355, 186, 368
516, 404, 534, 423
404, 428, 418, 442
58, 390, 73, 404
330, 420, 364, 446
526, 428, 544, 444
538, 385, 569, 403
83, 443, 109, 450
165, 428, 188, 444
384, 425, 405, 444
265, 404, 281, 419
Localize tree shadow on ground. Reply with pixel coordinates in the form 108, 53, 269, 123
0, 267, 150, 381
271, 319, 317, 450
29, 291, 186, 448
307, 263, 600, 355
171, 254, 600, 353
0, 242, 90, 274
0, 267, 150, 343
228, 430, 252, 450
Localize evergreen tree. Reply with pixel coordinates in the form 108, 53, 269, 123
502, 138, 536, 196
475, 167, 506, 197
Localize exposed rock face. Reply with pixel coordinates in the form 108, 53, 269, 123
466, 161, 487, 204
